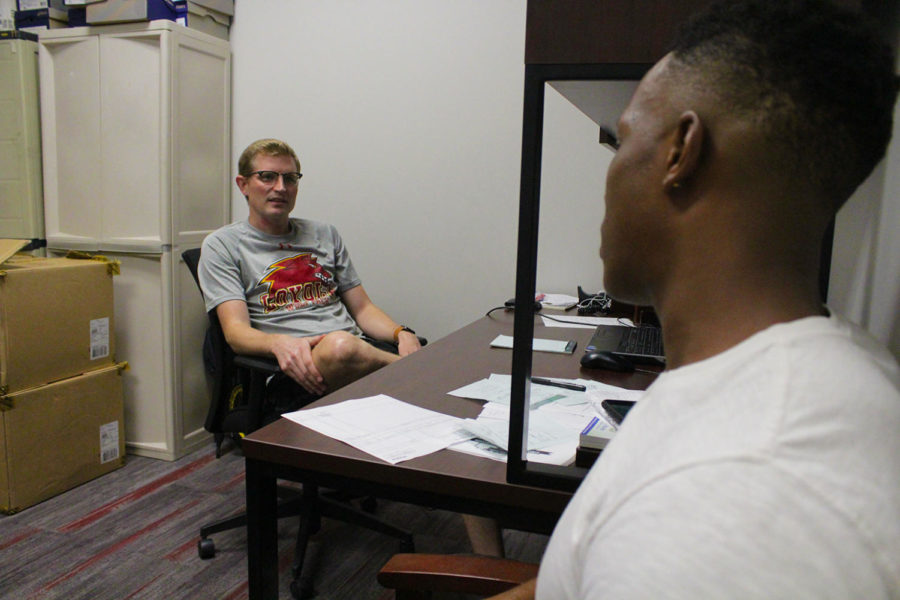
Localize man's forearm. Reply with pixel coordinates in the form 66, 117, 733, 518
221, 318, 284, 357
351, 302, 401, 342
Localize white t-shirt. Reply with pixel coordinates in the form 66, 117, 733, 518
537, 312, 900, 599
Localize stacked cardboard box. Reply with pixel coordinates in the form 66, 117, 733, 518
14, 0, 68, 32
84, 0, 176, 24
0, 239, 126, 513
177, 0, 231, 40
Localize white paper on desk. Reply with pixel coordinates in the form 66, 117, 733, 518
448, 373, 582, 406
461, 413, 572, 451
448, 378, 643, 465
281, 395, 472, 464
453, 399, 593, 466
450, 437, 575, 466
541, 315, 634, 329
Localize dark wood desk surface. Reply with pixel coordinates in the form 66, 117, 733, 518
242, 311, 658, 598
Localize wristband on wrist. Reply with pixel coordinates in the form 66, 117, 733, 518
392, 325, 415, 343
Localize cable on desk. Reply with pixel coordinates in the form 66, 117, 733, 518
485, 305, 509, 318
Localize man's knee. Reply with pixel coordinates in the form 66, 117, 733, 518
312, 331, 396, 390
314, 330, 363, 366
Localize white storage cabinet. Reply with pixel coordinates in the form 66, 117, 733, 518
0, 38, 44, 242
39, 21, 231, 460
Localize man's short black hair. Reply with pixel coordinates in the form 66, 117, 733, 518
670, 0, 899, 210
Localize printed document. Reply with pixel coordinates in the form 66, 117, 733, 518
282, 395, 472, 464
448, 374, 644, 465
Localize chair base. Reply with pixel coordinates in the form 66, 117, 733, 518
196, 483, 414, 600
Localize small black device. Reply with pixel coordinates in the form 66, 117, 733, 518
600, 399, 636, 425
505, 298, 543, 312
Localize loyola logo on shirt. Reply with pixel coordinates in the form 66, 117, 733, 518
258, 253, 336, 313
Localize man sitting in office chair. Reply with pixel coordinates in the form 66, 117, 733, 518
198, 138, 421, 405
494, 1, 900, 598
203, 139, 507, 557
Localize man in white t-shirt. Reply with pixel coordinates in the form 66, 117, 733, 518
493, 1, 900, 598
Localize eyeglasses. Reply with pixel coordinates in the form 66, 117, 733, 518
248, 170, 303, 187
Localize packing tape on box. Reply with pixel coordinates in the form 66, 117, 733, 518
63, 250, 121, 276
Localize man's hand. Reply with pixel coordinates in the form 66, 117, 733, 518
397, 330, 422, 357
270, 333, 327, 395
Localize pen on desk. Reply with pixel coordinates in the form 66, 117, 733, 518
531, 377, 587, 392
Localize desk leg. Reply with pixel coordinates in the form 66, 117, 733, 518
246, 457, 278, 600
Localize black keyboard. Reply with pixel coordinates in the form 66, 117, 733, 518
621, 326, 663, 355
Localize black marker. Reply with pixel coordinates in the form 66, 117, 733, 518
531, 377, 587, 392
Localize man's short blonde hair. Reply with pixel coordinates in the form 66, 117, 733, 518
237, 138, 301, 176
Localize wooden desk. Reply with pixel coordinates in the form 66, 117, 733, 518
242, 311, 657, 598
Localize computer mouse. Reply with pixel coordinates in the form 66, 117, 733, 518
580, 351, 635, 372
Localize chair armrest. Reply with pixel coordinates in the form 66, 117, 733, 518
233, 354, 281, 374
377, 553, 538, 597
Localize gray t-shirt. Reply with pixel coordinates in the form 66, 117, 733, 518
198, 218, 362, 337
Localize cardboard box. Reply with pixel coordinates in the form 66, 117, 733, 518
66, 4, 83, 24
0, 239, 117, 394
85, 0, 175, 24
13, 6, 67, 30
176, 0, 228, 39
0, 362, 126, 513
186, 0, 230, 16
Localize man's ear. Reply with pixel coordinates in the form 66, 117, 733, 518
663, 111, 703, 193
236, 174, 249, 197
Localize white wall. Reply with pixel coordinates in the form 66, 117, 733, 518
829, 14, 900, 360
230, 1, 527, 341
231, 1, 899, 356
536, 85, 611, 296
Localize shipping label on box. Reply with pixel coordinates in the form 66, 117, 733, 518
0, 362, 127, 513
16, 1, 48, 10
0, 240, 118, 394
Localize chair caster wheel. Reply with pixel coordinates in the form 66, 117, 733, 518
198, 537, 216, 559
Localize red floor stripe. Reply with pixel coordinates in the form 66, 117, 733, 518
163, 537, 200, 562
162, 503, 242, 563
58, 452, 216, 533
214, 471, 246, 493
220, 580, 249, 600
219, 540, 296, 600
37, 499, 203, 594
0, 527, 39, 551
121, 573, 164, 599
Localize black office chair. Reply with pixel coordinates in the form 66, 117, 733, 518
181, 248, 415, 599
